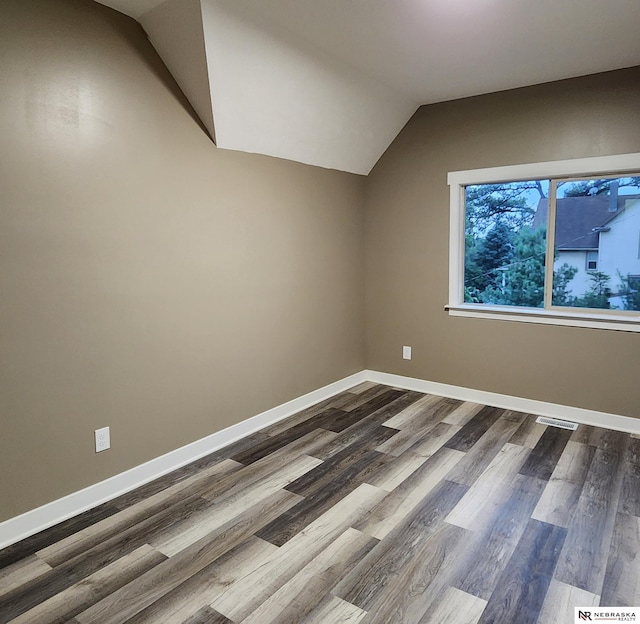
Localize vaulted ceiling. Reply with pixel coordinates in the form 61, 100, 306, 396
96, 0, 640, 174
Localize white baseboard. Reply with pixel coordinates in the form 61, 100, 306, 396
0, 371, 368, 551
3, 368, 638, 551
366, 370, 640, 436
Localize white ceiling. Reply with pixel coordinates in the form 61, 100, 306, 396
96, 0, 640, 173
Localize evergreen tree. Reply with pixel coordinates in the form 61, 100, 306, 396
482, 226, 546, 307
476, 219, 513, 276
464, 219, 514, 302
572, 271, 612, 309
552, 264, 578, 306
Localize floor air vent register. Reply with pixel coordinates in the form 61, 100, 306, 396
535, 416, 579, 430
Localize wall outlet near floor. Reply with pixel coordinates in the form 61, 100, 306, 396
95, 426, 111, 453
403, 345, 412, 360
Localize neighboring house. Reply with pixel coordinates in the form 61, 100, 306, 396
598, 196, 640, 307
533, 194, 640, 303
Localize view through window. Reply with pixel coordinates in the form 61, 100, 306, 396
463, 175, 640, 312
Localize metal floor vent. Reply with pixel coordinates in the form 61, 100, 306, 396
535, 416, 579, 430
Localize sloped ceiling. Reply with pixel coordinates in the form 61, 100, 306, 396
96, 0, 640, 175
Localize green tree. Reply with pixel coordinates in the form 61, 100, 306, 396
463, 232, 484, 302
551, 263, 578, 306
498, 226, 546, 307
472, 226, 545, 307
465, 182, 543, 235
464, 219, 514, 302
616, 272, 640, 311
572, 271, 613, 309
475, 220, 513, 277
468, 226, 586, 309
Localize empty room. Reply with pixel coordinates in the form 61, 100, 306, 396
1, 1, 640, 622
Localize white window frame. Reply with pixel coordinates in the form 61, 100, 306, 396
447, 152, 640, 332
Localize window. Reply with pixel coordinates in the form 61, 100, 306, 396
448, 153, 640, 332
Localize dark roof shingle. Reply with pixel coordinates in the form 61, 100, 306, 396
533, 196, 618, 250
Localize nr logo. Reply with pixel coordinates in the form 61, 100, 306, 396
578, 611, 592, 621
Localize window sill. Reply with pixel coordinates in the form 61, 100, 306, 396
445, 304, 640, 332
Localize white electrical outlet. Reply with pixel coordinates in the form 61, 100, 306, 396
95, 426, 110, 453
403, 345, 412, 360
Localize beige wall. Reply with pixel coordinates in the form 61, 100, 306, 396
365, 67, 640, 419
0, 0, 365, 522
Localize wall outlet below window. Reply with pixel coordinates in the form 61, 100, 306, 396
403, 345, 412, 360
95, 426, 110, 453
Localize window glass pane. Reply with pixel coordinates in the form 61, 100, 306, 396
552, 176, 640, 310
464, 180, 549, 307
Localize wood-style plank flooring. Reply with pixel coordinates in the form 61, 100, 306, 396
2, 382, 639, 623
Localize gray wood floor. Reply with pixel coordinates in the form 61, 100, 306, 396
1, 382, 639, 623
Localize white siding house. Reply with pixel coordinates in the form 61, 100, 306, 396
534, 194, 640, 306
598, 197, 640, 307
